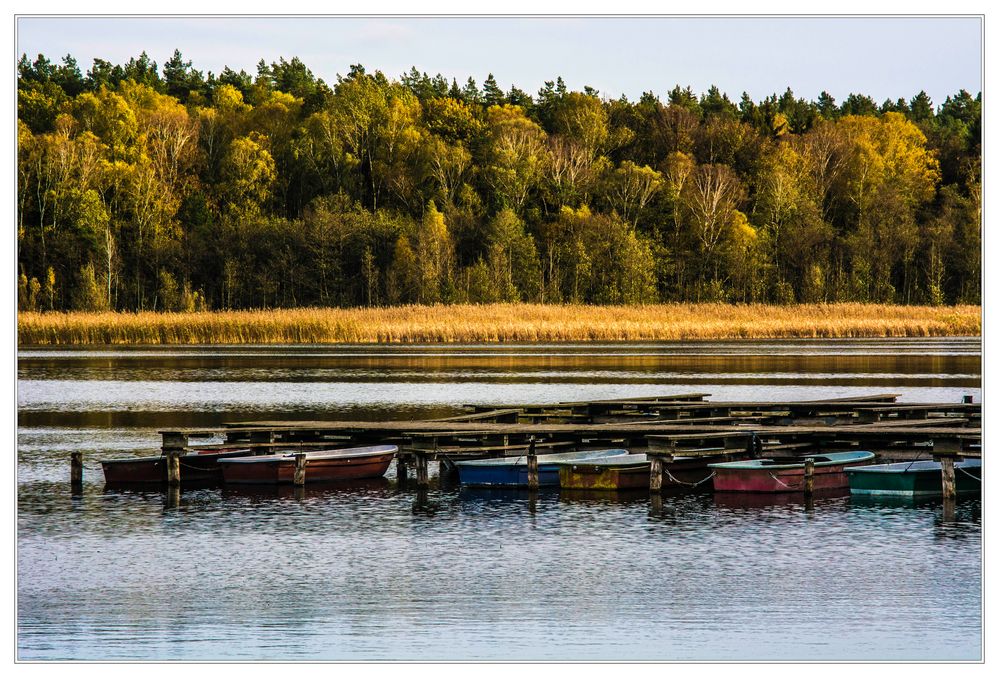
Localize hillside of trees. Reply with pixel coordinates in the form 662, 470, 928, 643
17, 50, 981, 312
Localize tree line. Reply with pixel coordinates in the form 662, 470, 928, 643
17, 50, 981, 312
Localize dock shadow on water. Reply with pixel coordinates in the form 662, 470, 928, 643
16, 340, 981, 661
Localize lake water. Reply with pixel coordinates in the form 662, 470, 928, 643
16, 338, 982, 661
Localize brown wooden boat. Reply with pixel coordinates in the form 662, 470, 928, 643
101, 448, 253, 485
218, 445, 398, 485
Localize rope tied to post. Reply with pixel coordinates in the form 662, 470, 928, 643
662, 466, 715, 487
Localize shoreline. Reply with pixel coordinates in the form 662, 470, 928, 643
17, 304, 981, 346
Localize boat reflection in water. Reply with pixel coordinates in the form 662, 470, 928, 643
220, 476, 392, 500
557, 487, 653, 504
712, 488, 850, 510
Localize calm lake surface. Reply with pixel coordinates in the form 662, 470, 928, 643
17, 338, 982, 661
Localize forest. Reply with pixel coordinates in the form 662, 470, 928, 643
16, 50, 982, 312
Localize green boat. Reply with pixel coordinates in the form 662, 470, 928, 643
845, 459, 981, 497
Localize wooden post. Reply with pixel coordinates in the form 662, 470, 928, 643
415, 453, 429, 487
526, 437, 539, 490
162, 431, 186, 487
165, 485, 181, 509
649, 456, 664, 493
161, 432, 189, 454
166, 451, 181, 486
649, 493, 663, 516
70, 452, 83, 491
803, 458, 815, 497
940, 456, 957, 501
396, 456, 408, 484
293, 452, 307, 486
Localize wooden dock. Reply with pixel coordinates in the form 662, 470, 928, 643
62, 391, 979, 505
135, 392, 980, 495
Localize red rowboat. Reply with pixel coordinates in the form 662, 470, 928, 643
101, 448, 253, 485
218, 445, 398, 485
709, 451, 876, 493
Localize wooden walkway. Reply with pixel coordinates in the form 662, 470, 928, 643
57, 390, 963, 500
155, 391, 979, 459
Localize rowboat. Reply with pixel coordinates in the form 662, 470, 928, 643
556, 453, 652, 490
101, 448, 253, 485
555, 451, 748, 491
846, 459, 981, 497
709, 451, 876, 493
218, 445, 398, 485
455, 449, 629, 487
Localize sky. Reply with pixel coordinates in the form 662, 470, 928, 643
16, 16, 983, 106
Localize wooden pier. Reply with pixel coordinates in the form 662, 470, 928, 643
118, 392, 978, 498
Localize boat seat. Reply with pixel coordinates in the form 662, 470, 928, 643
759, 456, 832, 465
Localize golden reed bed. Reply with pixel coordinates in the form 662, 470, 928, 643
17, 304, 981, 345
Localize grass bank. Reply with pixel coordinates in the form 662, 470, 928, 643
17, 304, 981, 345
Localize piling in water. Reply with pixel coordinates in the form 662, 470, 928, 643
526, 438, 539, 490
803, 458, 815, 497
293, 452, 307, 486
70, 452, 83, 491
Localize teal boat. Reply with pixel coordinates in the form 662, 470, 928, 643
846, 459, 981, 497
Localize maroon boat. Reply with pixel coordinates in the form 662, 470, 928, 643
101, 448, 253, 485
219, 445, 398, 485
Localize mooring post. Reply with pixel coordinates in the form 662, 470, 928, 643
526, 437, 539, 491
649, 456, 664, 493
396, 456, 408, 484
940, 456, 957, 501
649, 492, 663, 516
293, 452, 307, 486
415, 453, 429, 487
70, 452, 83, 492
165, 485, 181, 509
166, 451, 181, 486
803, 458, 815, 497
162, 431, 187, 487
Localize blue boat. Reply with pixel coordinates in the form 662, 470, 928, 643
846, 458, 981, 497
456, 449, 629, 487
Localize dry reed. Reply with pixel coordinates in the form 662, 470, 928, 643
17, 303, 981, 345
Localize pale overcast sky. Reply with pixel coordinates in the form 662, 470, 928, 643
16, 16, 982, 105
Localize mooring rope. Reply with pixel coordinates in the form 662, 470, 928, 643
663, 467, 716, 487
957, 466, 982, 481
903, 451, 929, 473
769, 472, 803, 490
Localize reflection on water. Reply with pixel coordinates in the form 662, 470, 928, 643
16, 338, 982, 429
17, 339, 981, 660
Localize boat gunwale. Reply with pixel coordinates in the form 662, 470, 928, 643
100, 448, 252, 466
708, 451, 874, 471
552, 453, 650, 469
845, 459, 981, 474
455, 448, 628, 468
218, 445, 397, 465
